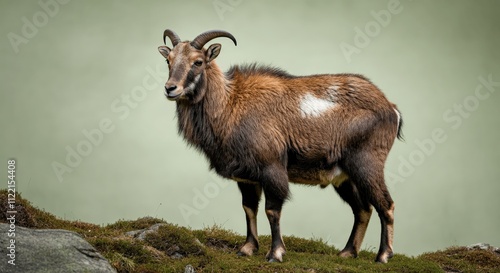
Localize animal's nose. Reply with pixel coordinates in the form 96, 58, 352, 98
165, 84, 177, 93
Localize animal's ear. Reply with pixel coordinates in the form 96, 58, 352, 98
158, 46, 171, 59
206, 43, 221, 62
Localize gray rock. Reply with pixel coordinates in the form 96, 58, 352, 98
467, 243, 491, 250
171, 252, 184, 259
184, 264, 196, 273
126, 223, 206, 259
125, 223, 168, 241
126, 223, 188, 259
0, 223, 116, 273
467, 243, 500, 256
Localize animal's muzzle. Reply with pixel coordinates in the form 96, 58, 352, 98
164, 84, 180, 100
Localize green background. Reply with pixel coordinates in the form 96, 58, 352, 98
1, 0, 499, 256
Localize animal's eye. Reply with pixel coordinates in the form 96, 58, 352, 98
194, 60, 203, 67
166, 59, 170, 65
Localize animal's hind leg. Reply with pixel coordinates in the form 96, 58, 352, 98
344, 150, 395, 263
334, 180, 373, 258
372, 186, 395, 263
237, 182, 262, 256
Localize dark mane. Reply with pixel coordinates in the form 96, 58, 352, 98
226, 63, 296, 79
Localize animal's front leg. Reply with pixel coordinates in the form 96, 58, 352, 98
262, 163, 289, 262
265, 200, 286, 262
237, 182, 262, 256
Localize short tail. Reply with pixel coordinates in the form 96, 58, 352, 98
394, 108, 404, 141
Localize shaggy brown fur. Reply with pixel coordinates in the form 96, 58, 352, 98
158, 29, 402, 263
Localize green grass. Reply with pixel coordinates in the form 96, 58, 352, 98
1, 190, 499, 273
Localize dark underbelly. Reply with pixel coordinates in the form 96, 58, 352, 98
287, 164, 348, 187
231, 164, 349, 188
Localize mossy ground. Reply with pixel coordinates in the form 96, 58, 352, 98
1, 190, 499, 273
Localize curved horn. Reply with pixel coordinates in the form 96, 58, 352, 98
190, 30, 237, 50
163, 29, 181, 46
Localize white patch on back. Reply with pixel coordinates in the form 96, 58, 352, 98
299, 93, 337, 118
